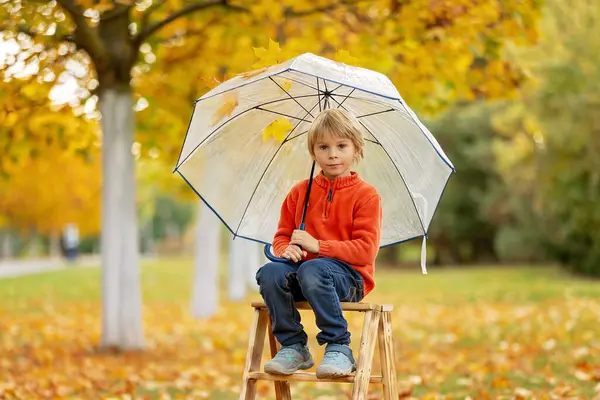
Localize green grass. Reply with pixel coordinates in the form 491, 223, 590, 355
1, 259, 599, 399
2, 259, 598, 304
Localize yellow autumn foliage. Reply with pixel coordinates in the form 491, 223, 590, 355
1, 263, 599, 398
5, 0, 536, 204
0, 79, 101, 235
0, 141, 102, 236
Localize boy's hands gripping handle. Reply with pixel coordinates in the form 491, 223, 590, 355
263, 223, 307, 264
263, 244, 306, 263
264, 161, 316, 264
264, 243, 290, 263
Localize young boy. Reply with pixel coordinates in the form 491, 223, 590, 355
255, 108, 382, 379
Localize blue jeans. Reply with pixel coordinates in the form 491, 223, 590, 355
256, 257, 364, 347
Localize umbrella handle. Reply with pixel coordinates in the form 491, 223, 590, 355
263, 243, 293, 263
263, 223, 306, 263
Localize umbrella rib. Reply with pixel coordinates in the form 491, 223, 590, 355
284, 129, 309, 143
329, 83, 344, 94
277, 74, 321, 92
174, 98, 197, 171
330, 93, 403, 112
356, 109, 395, 119
372, 139, 427, 236
336, 88, 355, 108
396, 100, 455, 172
317, 78, 321, 112
269, 77, 315, 118
176, 94, 322, 169
328, 94, 381, 145
255, 106, 313, 123
328, 94, 426, 234
234, 98, 322, 237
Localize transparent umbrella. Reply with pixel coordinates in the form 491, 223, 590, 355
174, 53, 455, 273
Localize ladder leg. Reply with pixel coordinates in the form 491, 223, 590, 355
267, 317, 292, 400
352, 309, 381, 400
378, 311, 398, 400
240, 308, 269, 400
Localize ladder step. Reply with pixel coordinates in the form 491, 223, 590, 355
251, 301, 393, 312
248, 371, 383, 384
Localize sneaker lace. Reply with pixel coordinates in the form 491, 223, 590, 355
277, 347, 300, 362
323, 351, 347, 366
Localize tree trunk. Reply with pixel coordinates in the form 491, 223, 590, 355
191, 202, 221, 318
99, 89, 144, 350
228, 238, 247, 301
49, 231, 61, 258
0, 230, 13, 259
247, 242, 262, 292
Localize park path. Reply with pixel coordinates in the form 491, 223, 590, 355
0, 255, 99, 279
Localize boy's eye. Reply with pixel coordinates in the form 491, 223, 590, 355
319, 145, 327, 150
338, 144, 347, 149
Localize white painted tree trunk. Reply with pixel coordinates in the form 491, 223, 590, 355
191, 203, 221, 318
246, 242, 262, 292
228, 238, 247, 301
0, 230, 12, 259
99, 89, 144, 350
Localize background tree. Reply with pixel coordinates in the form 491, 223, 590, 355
422, 101, 546, 266
0, 78, 101, 250
509, 0, 600, 276
426, 102, 502, 265
1, 0, 540, 349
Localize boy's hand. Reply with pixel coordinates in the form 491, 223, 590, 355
281, 245, 307, 263
290, 230, 320, 254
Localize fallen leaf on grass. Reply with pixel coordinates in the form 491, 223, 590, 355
514, 387, 533, 398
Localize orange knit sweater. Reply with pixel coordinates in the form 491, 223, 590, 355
272, 171, 382, 296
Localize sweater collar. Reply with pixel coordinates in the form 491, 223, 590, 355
314, 171, 361, 189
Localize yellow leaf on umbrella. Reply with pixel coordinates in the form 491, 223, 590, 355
281, 79, 292, 92
200, 73, 228, 89
262, 118, 293, 143
239, 67, 268, 80
211, 94, 238, 126
201, 76, 222, 89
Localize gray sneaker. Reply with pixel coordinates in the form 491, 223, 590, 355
264, 343, 314, 375
316, 344, 356, 379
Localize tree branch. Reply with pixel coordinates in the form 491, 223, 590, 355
101, 4, 132, 21
0, 23, 76, 46
284, 0, 361, 17
155, 16, 219, 45
53, 0, 109, 68
134, 0, 248, 44
133, 0, 363, 46
140, 0, 166, 33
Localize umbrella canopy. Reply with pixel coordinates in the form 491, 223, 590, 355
174, 53, 454, 271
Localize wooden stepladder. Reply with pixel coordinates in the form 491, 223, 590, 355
240, 301, 398, 400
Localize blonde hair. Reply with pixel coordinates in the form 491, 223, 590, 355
307, 109, 365, 162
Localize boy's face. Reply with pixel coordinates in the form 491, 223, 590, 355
312, 132, 356, 180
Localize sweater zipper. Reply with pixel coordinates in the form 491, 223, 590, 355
323, 187, 333, 219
